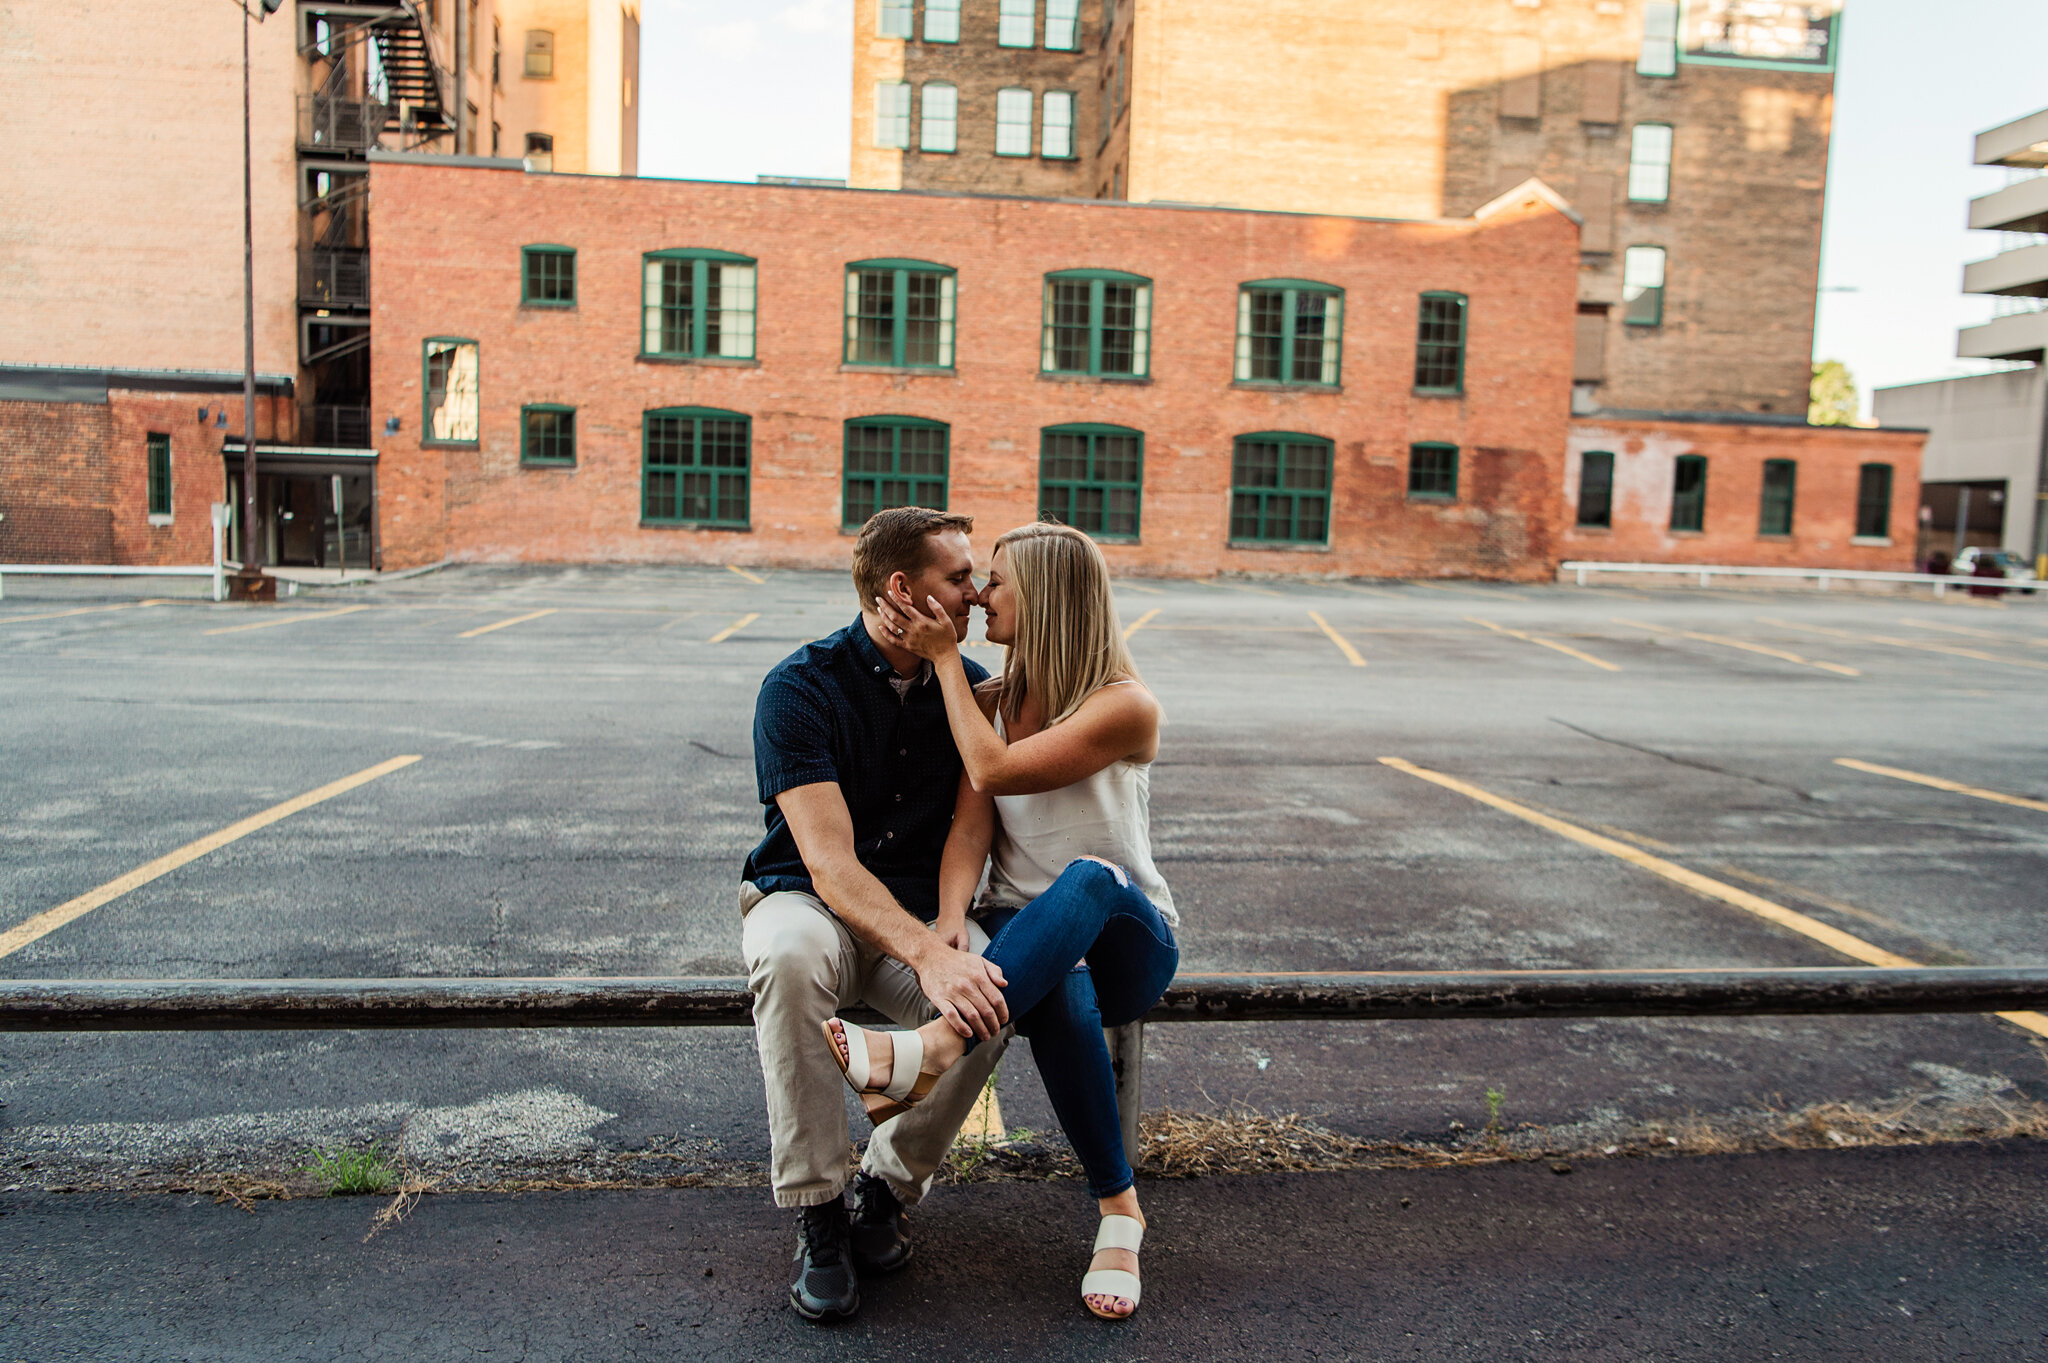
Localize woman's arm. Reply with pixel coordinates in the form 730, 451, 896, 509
877, 592, 1159, 797
935, 769, 996, 951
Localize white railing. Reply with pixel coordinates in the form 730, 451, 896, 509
0, 506, 228, 602
1559, 560, 2047, 597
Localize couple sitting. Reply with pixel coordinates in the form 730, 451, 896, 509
739, 508, 1179, 1323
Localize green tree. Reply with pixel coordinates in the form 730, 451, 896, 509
1809, 359, 1858, 426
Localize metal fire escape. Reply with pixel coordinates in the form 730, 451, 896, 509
295, 2, 458, 446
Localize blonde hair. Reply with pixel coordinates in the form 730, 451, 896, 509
992, 522, 1142, 726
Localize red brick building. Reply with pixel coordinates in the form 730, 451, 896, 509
369, 160, 1585, 577
1561, 415, 1922, 571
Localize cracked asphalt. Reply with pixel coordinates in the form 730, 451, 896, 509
2, 565, 2046, 1351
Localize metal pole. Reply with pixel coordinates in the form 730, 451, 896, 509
331, 473, 344, 576
240, 0, 261, 585
1953, 485, 1971, 562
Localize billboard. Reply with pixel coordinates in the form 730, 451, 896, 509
1680, 1, 1841, 72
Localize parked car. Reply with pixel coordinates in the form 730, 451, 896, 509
1948, 547, 2038, 582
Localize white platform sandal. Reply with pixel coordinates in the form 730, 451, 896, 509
823, 1019, 936, 1125
1080, 1213, 1144, 1320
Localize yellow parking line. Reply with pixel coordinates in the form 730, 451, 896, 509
0, 755, 423, 960
1467, 616, 1620, 672
458, 608, 558, 638
1118, 582, 1165, 596
0, 604, 144, 626
1766, 618, 2048, 673
726, 564, 765, 585
1122, 607, 1161, 641
708, 612, 760, 643
1834, 758, 2048, 815
1896, 618, 2048, 648
1306, 611, 1367, 667
203, 604, 372, 636
1615, 617, 1859, 676
1376, 756, 2048, 1039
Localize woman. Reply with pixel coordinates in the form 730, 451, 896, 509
824, 521, 1178, 1321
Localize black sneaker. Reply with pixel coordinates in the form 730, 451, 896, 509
790, 1199, 860, 1321
848, 1170, 912, 1274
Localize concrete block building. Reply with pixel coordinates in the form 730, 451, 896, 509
1874, 106, 2048, 572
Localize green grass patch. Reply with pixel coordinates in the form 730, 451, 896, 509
305, 1143, 397, 1196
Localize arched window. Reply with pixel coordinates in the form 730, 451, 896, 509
1232, 433, 1333, 544
1040, 424, 1142, 540
644, 408, 749, 527
642, 249, 756, 360
845, 260, 956, 369
844, 417, 949, 529
1236, 279, 1343, 386
1042, 269, 1150, 378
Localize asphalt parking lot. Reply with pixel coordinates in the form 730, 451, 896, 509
3, 563, 2045, 1191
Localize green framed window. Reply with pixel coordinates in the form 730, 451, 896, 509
521, 405, 575, 465
643, 249, 756, 360
1623, 246, 1666, 326
1407, 442, 1458, 501
1042, 269, 1151, 378
521, 245, 575, 306
1232, 433, 1333, 544
843, 417, 948, 529
1413, 292, 1466, 394
644, 407, 749, 527
1670, 454, 1707, 531
423, 337, 479, 444
1577, 450, 1614, 528
1040, 423, 1142, 539
146, 432, 171, 517
1758, 458, 1796, 534
845, 260, 956, 368
1855, 463, 1894, 539
1236, 280, 1343, 386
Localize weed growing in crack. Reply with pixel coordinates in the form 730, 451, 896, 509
305, 1144, 397, 1196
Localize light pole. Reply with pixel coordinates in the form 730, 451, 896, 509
233, 0, 284, 601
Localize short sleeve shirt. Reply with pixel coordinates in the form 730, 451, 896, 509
743, 616, 990, 921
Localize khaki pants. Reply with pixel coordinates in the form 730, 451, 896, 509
740, 883, 1011, 1209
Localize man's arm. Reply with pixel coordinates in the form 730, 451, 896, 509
774, 781, 1009, 1039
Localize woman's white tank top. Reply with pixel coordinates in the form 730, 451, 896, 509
977, 682, 1178, 925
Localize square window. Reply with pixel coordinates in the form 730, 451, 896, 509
845, 263, 956, 369
1407, 443, 1458, 500
643, 254, 757, 359
522, 246, 575, 306
644, 409, 750, 526
1236, 283, 1343, 386
522, 406, 576, 465
843, 420, 949, 528
1041, 272, 1151, 377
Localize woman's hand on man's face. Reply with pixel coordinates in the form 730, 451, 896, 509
874, 591, 961, 662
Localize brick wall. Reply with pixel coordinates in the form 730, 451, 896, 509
1562, 418, 1924, 571
1, 391, 289, 567
0, 402, 114, 564
368, 164, 1581, 577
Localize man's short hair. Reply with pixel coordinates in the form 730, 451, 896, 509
851, 507, 975, 608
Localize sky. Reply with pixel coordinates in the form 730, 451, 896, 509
638, 0, 2048, 415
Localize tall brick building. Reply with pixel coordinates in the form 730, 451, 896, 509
0, 0, 635, 570
851, 0, 1838, 419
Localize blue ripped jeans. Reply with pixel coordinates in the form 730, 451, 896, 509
971, 857, 1180, 1198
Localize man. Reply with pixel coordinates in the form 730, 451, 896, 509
740, 507, 1013, 1321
